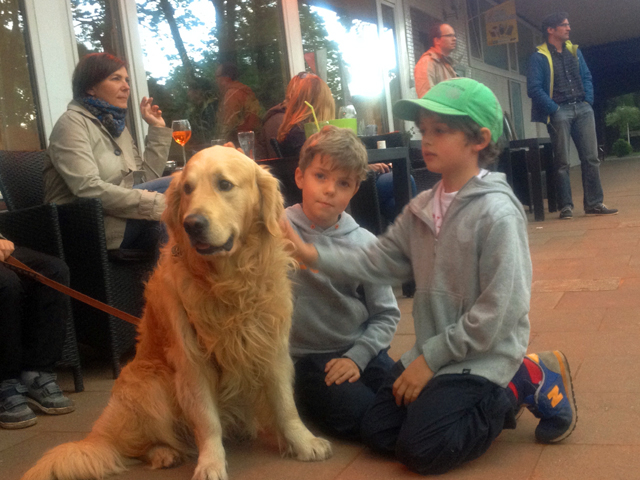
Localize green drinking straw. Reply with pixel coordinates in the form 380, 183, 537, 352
304, 101, 320, 132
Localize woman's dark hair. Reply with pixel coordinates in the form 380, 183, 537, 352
72, 53, 127, 100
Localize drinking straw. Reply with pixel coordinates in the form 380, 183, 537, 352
305, 101, 320, 131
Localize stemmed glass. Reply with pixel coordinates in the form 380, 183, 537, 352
171, 119, 191, 166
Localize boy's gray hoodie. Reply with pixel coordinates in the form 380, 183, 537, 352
315, 173, 531, 387
286, 204, 401, 371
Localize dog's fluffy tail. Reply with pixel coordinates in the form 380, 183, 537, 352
20, 434, 124, 480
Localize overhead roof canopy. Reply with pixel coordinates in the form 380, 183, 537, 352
515, 0, 640, 47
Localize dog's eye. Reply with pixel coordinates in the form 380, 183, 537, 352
183, 183, 193, 195
218, 179, 233, 192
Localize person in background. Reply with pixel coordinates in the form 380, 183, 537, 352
414, 23, 458, 98
0, 233, 75, 429
214, 63, 262, 145
277, 72, 335, 158
257, 72, 305, 159
527, 12, 617, 219
44, 53, 172, 252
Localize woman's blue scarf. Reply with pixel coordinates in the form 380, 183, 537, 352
80, 96, 127, 137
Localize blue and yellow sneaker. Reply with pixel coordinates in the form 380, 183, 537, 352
523, 351, 577, 443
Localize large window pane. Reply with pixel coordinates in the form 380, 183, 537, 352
517, 21, 534, 76
0, 0, 43, 151
299, 0, 388, 134
71, 0, 124, 57
136, 0, 288, 150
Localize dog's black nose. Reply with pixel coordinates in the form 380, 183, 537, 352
183, 214, 209, 238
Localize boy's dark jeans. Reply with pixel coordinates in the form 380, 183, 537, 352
361, 361, 516, 475
0, 247, 70, 382
294, 349, 395, 440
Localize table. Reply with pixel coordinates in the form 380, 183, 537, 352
509, 138, 557, 221
367, 147, 412, 217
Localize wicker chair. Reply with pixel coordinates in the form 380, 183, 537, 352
0, 150, 153, 378
0, 202, 84, 392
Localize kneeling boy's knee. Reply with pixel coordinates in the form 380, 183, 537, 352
396, 433, 463, 475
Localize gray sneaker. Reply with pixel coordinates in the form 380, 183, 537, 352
0, 380, 37, 429
559, 206, 573, 220
21, 372, 75, 415
585, 204, 618, 216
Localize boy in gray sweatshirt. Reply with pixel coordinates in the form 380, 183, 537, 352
286, 125, 401, 440
282, 78, 577, 475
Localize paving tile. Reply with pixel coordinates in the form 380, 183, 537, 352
600, 306, 640, 330
0, 432, 86, 480
574, 355, 640, 393
531, 277, 620, 293
555, 289, 640, 309
395, 312, 415, 335
0, 428, 38, 453
334, 442, 542, 480
388, 334, 415, 362
531, 445, 640, 480
529, 292, 564, 310
528, 308, 605, 334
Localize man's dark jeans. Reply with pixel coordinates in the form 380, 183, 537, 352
548, 102, 604, 211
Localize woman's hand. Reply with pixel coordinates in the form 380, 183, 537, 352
325, 358, 360, 386
369, 163, 391, 174
0, 239, 16, 262
392, 355, 433, 406
140, 97, 165, 128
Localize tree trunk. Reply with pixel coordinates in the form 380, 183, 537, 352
210, 0, 237, 65
158, 0, 197, 84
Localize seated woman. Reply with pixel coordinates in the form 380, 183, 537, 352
44, 53, 172, 252
276, 73, 335, 158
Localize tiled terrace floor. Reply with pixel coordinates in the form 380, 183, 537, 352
3, 157, 640, 480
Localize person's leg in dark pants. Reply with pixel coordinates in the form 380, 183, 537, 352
0, 261, 25, 383
548, 105, 576, 211
294, 351, 392, 440
12, 247, 69, 373
570, 103, 604, 210
362, 362, 515, 475
120, 176, 173, 250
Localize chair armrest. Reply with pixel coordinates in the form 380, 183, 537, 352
0, 204, 64, 258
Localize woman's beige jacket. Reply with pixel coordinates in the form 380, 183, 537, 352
44, 101, 172, 250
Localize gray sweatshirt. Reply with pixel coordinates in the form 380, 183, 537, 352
316, 173, 531, 387
286, 204, 401, 371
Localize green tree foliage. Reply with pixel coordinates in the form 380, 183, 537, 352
605, 105, 640, 139
0, 0, 41, 149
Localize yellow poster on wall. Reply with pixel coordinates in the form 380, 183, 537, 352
485, 0, 518, 46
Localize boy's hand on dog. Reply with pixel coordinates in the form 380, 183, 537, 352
392, 355, 433, 406
325, 358, 360, 385
279, 217, 319, 266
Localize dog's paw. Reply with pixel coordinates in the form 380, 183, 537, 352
146, 445, 183, 469
291, 436, 333, 462
192, 460, 228, 480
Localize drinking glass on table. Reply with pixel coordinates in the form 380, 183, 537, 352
171, 119, 191, 166
238, 131, 255, 160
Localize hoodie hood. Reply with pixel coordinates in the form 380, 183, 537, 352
408, 172, 526, 227
287, 203, 361, 238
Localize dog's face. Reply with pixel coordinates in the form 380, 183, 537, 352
163, 146, 283, 257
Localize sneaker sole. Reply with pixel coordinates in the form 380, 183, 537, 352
559, 216, 573, 220
539, 351, 578, 443
0, 416, 37, 429
26, 398, 75, 415
585, 211, 618, 216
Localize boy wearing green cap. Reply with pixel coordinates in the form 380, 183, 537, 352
282, 78, 577, 475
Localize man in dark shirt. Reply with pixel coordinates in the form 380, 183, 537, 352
527, 12, 617, 219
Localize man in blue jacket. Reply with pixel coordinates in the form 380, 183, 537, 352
527, 12, 617, 219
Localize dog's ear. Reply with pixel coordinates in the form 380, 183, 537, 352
255, 165, 284, 236
162, 170, 183, 233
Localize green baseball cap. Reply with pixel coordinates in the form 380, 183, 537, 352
393, 78, 504, 142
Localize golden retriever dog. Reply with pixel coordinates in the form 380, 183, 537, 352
21, 146, 332, 480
